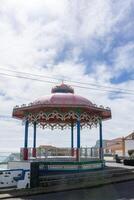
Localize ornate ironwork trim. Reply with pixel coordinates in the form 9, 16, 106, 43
23, 110, 101, 130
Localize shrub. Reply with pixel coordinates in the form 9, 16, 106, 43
128, 149, 134, 157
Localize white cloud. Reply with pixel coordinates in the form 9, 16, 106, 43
112, 42, 134, 72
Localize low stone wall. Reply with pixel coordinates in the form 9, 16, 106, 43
30, 160, 104, 188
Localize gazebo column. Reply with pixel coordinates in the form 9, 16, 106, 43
71, 123, 74, 156
76, 120, 81, 161
23, 120, 29, 160
32, 122, 37, 158
99, 119, 103, 160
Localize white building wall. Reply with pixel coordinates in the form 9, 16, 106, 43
8, 161, 30, 170
125, 140, 134, 156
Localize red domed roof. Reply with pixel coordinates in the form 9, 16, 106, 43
33, 83, 93, 106
33, 93, 93, 106
12, 83, 112, 126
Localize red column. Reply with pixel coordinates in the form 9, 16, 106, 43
23, 148, 28, 160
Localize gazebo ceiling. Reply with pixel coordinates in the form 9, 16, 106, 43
12, 83, 111, 129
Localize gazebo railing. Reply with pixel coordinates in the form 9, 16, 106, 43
80, 147, 99, 158
20, 147, 99, 160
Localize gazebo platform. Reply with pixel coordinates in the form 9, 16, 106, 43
8, 157, 104, 176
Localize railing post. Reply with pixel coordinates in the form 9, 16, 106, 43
91, 147, 93, 157
122, 137, 125, 157
85, 148, 88, 158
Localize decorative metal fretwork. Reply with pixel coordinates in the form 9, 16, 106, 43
23, 110, 101, 130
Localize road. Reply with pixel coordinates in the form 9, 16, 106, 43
8, 180, 134, 200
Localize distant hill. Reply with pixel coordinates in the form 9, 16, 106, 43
3, 153, 20, 162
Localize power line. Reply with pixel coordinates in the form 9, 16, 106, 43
0, 66, 134, 93
0, 72, 58, 84
0, 71, 134, 96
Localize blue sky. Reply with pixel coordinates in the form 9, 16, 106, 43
0, 0, 134, 151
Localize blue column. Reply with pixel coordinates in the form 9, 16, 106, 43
71, 123, 74, 149
77, 120, 80, 148
71, 122, 74, 157
99, 119, 103, 160
23, 120, 29, 160
32, 122, 37, 157
77, 120, 80, 161
33, 122, 36, 148
24, 120, 29, 148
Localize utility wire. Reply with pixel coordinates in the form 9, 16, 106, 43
0, 67, 134, 93
0, 72, 58, 84
1, 67, 134, 92
0, 71, 134, 96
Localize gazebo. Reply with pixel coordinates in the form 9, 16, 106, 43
12, 83, 111, 170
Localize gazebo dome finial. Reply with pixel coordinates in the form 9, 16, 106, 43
51, 83, 74, 94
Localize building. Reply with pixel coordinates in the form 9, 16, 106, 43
123, 131, 134, 156
104, 131, 134, 156
95, 140, 110, 149
38, 145, 71, 156
105, 138, 123, 156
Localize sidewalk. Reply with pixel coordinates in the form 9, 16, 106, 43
106, 161, 134, 169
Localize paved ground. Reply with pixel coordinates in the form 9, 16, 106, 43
8, 180, 134, 200
106, 161, 134, 169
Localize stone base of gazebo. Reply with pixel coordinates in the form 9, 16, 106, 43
8, 158, 104, 174
38, 160, 104, 174
7, 159, 104, 188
